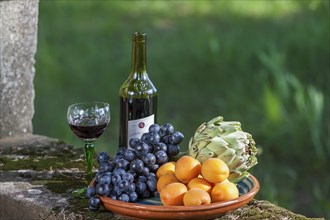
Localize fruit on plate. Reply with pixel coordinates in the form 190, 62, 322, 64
187, 177, 213, 194
157, 155, 239, 206
188, 116, 258, 183
157, 172, 179, 192
160, 182, 188, 206
183, 188, 211, 206
175, 156, 201, 184
156, 161, 176, 178
211, 180, 239, 202
201, 158, 229, 183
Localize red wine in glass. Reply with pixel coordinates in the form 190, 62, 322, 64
69, 123, 108, 140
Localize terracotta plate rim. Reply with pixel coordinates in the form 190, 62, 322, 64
99, 174, 260, 212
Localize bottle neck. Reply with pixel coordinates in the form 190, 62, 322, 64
130, 33, 147, 79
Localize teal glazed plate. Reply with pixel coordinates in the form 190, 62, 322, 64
99, 174, 260, 220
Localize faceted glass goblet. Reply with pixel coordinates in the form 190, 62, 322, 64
67, 102, 110, 197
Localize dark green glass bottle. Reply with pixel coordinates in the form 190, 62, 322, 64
119, 32, 158, 148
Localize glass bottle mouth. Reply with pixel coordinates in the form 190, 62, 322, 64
133, 32, 146, 42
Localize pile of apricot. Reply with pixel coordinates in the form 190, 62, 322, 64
157, 156, 239, 206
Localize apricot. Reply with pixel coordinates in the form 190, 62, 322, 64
156, 162, 176, 178
187, 177, 213, 194
201, 158, 229, 183
183, 188, 211, 206
160, 182, 187, 206
175, 156, 201, 184
157, 172, 179, 192
211, 181, 239, 202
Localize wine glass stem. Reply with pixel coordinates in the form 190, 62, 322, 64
84, 142, 95, 183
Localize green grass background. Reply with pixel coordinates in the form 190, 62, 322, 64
34, 0, 329, 218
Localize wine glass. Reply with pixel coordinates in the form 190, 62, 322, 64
67, 102, 110, 197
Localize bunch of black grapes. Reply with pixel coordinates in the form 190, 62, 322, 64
87, 123, 184, 211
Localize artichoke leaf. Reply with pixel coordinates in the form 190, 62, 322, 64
189, 139, 210, 158
200, 126, 222, 139
247, 155, 258, 168
221, 131, 248, 151
193, 123, 207, 139
228, 156, 245, 170
219, 122, 242, 134
196, 147, 215, 163
202, 137, 237, 164
221, 138, 246, 151
207, 136, 228, 149
217, 151, 236, 164
229, 171, 250, 183
207, 116, 223, 126
224, 130, 249, 140
219, 121, 241, 128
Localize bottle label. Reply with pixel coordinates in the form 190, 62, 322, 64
127, 114, 154, 146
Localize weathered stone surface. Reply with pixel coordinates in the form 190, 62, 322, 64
0, 181, 68, 220
0, 135, 325, 220
0, 0, 39, 138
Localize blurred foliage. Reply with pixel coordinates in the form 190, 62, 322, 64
33, 0, 329, 218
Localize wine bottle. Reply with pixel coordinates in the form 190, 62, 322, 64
119, 32, 158, 148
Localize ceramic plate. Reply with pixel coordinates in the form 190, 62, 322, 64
99, 174, 260, 220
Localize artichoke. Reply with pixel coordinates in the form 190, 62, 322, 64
188, 116, 258, 183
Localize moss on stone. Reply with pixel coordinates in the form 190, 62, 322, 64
0, 143, 98, 172
0, 156, 86, 171
45, 181, 118, 219
32, 176, 116, 219
215, 200, 323, 220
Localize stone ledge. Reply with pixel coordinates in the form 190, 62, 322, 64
0, 134, 60, 149
0, 135, 325, 220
